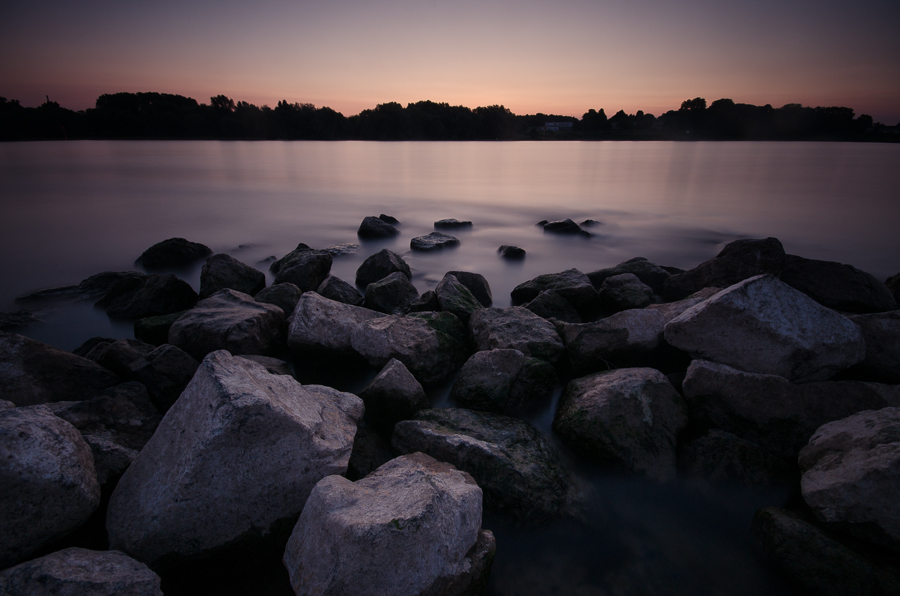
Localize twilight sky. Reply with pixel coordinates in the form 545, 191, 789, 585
2, 0, 899, 123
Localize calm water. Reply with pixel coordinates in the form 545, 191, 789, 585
2, 140, 899, 594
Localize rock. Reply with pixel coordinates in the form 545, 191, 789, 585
106, 351, 363, 569
317, 275, 363, 306
283, 453, 491, 596
662, 237, 786, 301
435, 218, 473, 229
581, 219, 601, 227
127, 344, 200, 413
844, 311, 900, 383
83, 434, 139, 487
559, 309, 665, 374
90, 338, 157, 378
0, 406, 100, 568
96, 274, 199, 320
0, 547, 163, 596
510, 268, 599, 314
135, 238, 212, 270
542, 218, 589, 236
469, 307, 565, 363
379, 214, 400, 224
322, 243, 359, 257
17, 271, 147, 304
644, 287, 721, 323
751, 507, 900, 596
447, 271, 493, 307
665, 274, 866, 382
0, 400, 13, 410
678, 429, 794, 486
237, 354, 293, 376
346, 418, 395, 481
357, 215, 400, 238
287, 292, 381, 355
435, 273, 482, 323
271, 247, 333, 291
393, 409, 570, 521
351, 312, 469, 384
498, 245, 525, 259
597, 273, 655, 311
168, 289, 285, 361
553, 368, 688, 482
0, 309, 39, 331
199, 253, 266, 299
72, 336, 117, 358
799, 407, 900, 552
254, 282, 304, 318
0, 332, 120, 406
364, 271, 419, 314
886, 273, 900, 305
682, 359, 900, 461
587, 257, 671, 295
133, 311, 188, 346
410, 231, 460, 251
450, 349, 556, 415
355, 248, 412, 287
523, 289, 582, 324
781, 254, 897, 314
358, 358, 429, 430
409, 290, 440, 312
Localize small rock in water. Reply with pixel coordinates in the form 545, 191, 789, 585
378, 213, 400, 225
356, 248, 411, 287
0, 310, 39, 331
542, 219, 590, 236
498, 245, 526, 259
580, 219, 602, 227
199, 253, 266, 299
434, 218, 473, 229
358, 216, 400, 239
410, 231, 460, 251
135, 237, 212, 270
364, 271, 419, 315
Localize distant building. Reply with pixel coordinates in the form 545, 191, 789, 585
540, 122, 574, 132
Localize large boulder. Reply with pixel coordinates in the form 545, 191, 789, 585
271, 247, 333, 291
845, 311, 900, 383
597, 273, 655, 312
644, 287, 721, 323
0, 548, 163, 596
317, 275, 363, 306
358, 358, 429, 430
468, 307, 565, 363
553, 368, 688, 482
254, 282, 304, 318
559, 309, 665, 374
799, 407, 900, 552
0, 332, 120, 406
351, 312, 469, 384
664, 275, 866, 382
682, 359, 900, 461
364, 271, 419, 314
450, 349, 556, 415
393, 409, 570, 521
106, 351, 363, 569
199, 253, 266, 299
587, 257, 671, 295
510, 269, 599, 314
96, 274, 199, 320
168, 289, 285, 361
447, 271, 493, 307
662, 237, 786, 301
287, 291, 381, 354
127, 343, 200, 413
410, 231, 460, 251
355, 248, 411, 287
357, 216, 399, 239
0, 406, 101, 568
135, 238, 212, 269
283, 453, 493, 596
435, 273, 483, 323
780, 254, 897, 314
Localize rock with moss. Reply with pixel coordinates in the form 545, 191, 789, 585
436, 273, 483, 323
447, 271, 493, 307
450, 349, 556, 416
134, 310, 188, 346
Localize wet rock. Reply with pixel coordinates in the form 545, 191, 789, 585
542, 218, 588, 236
435, 218, 473, 229
237, 354, 293, 376
355, 248, 412, 287
133, 311, 188, 346
271, 247, 333, 291
317, 275, 363, 306
0, 332, 120, 406
0, 309, 39, 331
781, 254, 897, 314
450, 349, 556, 415
107, 351, 363, 569
283, 453, 491, 596
199, 253, 266, 299
644, 287, 721, 323
799, 407, 900, 552
410, 231, 460, 251
83, 434, 138, 487
510, 268, 599, 315
0, 400, 13, 410
72, 336, 117, 358
435, 273, 483, 323
322, 243, 359, 257
0, 547, 163, 596
351, 312, 469, 384
751, 507, 900, 596
357, 215, 400, 238
522, 290, 579, 324
469, 306, 565, 363
0, 406, 101, 568
90, 338, 157, 378
447, 270, 493, 307
379, 213, 400, 224
588, 257, 671, 295
97, 274, 199, 320
553, 368, 688, 482
559, 309, 665, 374
844, 311, 900, 383
364, 271, 419, 314
287, 291, 381, 354
127, 344, 199, 413
358, 358, 428, 430
168, 289, 285, 361
16, 271, 147, 304
346, 418, 395, 481
409, 290, 440, 312
135, 237, 212, 270
682, 359, 900, 461
598, 273, 655, 312
498, 245, 526, 259
254, 282, 303, 318
886, 273, 900, 305
662, 237, 786, 301
679, 429, 794, 486
393, 409, 570, 521
665, 274, 865, 382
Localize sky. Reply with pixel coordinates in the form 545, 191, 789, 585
2, 0, 899, 124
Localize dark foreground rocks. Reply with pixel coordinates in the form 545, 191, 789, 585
199, 253, 265, 299
135, 238, 212, 270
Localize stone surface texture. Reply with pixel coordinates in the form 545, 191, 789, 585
435, 273, 483, 323
468, 307, 565, 363
597, 273, 655, 312
364, 271, 419, 314
317, 275, 363, 306
199, 253, 266, 299
410, 231, 460, 251
271, 248, 333, 291
560, 309, 665, 374
355, 249, 411, 287
845, 311, 900, 383
358, 358, 429, 429
97, 274, 199, 320
780, 254, 897, 314
135, 238, 212, 269
286, 291, 381, 354
254, 282, 304, 318
510, 269, 598, 314
450, 349, 556, 415
587, 257, 671, 295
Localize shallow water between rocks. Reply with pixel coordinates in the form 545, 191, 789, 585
2, 140, 898, 594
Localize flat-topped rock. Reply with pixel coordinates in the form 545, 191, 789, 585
450, 349, 556, 415
410, 231, 460, 251
135, 237, 212, 269
434, 218, 473, 229
357, 216, 400, 239
559, 309, 665, 374
435, 273, 483, 323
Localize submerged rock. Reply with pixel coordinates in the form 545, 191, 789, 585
199, 253, 266, 299
410, 231, 460, 251
97, 274, 199, 320
542, 219, 589, 236
498, 245, 526, 259
135, 237, 212, 270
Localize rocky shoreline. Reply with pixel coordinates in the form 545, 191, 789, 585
2, 220, 900, 595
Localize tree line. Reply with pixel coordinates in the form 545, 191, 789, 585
1, 92, 896, 141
